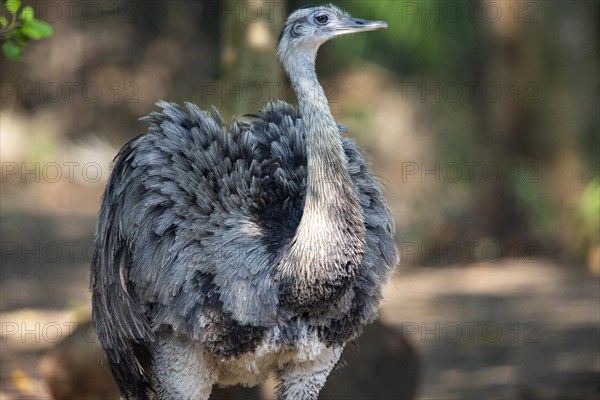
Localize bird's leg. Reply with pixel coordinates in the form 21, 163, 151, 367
275, 347, 342, 400
152, 333, 217, 400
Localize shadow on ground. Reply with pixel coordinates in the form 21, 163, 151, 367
39, 320, 418, 400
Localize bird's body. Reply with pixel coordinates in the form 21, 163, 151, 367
92, 5, 398, 399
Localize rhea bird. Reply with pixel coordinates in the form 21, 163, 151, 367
91, 4, 399, 400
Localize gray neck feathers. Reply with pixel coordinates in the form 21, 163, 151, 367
276, 42, 365, 311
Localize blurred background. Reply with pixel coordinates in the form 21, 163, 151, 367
1, 0, 598, 399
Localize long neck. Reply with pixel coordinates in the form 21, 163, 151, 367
284, 51, 360, 217
293, 60, 352, 201
276, 49, 365, 313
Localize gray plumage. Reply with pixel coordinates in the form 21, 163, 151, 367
91, 4, 398, 400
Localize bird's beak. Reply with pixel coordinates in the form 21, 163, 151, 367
332, 17, 388, 36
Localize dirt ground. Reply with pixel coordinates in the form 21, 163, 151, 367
1, 181, 599, 399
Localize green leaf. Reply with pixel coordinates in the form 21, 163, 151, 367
2, 41, 22, 62
0, 15, 8, 27
13, 31, 30, 44
20, 19, 54, 39
21, 5, 34, 22
5, 0, 21, 14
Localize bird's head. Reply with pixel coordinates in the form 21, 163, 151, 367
277, 4, 387, 66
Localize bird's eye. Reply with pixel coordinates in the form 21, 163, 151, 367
314, 14, 329, 25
